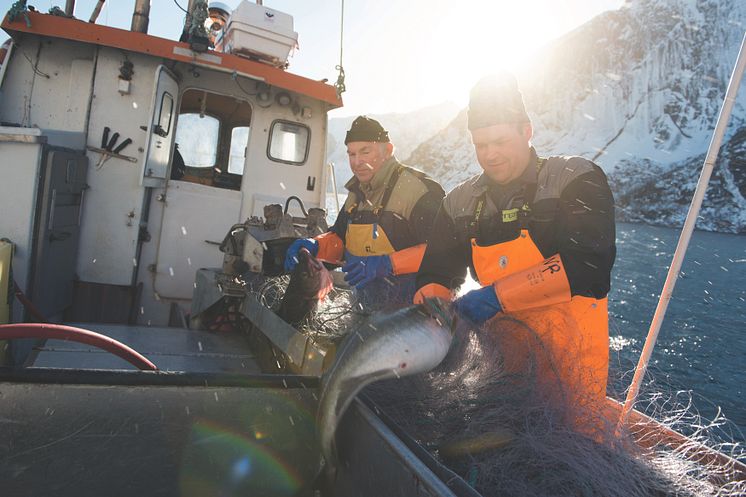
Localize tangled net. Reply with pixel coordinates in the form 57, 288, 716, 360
249, 275, 745, 495
250, 274, 368, 341
365, 317, 745, 497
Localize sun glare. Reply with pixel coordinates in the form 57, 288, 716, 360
406, 1, 573, 109
352, 0, 617, 115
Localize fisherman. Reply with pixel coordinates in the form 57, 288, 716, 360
414, 73, 616, 414
285, 116, 444, 308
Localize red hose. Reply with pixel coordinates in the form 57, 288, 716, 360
0, 323, 157, 371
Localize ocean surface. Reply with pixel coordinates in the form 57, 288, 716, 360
608, 222, 746, 439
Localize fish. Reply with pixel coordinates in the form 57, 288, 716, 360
316, 298, 456, 472
277, 248, 332, 326
438, 429, 514, 458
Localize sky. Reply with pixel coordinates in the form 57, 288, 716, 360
1, 0, 625, 116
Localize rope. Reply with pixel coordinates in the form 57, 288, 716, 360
7, 1, 31, 28
189, 1, 209, 38
334, 0, 346, 97
172, 0, 188, 14
48, 6, 68, 17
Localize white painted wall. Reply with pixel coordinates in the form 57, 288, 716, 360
0, 38, 94, 139
238, 95, 328, 220
76, 49, 160, 286
0, 133, 44, 321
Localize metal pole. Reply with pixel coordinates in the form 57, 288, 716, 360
131, 0, 151, 33
617, 32, 746, 432
328, 162, 340, 214
180, 0, 199, 42
64, 0, 75, 16
88, 0, 105, 23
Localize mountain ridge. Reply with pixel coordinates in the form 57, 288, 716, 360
403, 0, 746, 233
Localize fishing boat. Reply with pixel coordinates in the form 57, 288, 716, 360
0, 2, 744, 496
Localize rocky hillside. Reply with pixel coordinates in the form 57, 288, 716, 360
407, 0, 746, 233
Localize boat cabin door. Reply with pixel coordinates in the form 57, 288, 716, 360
27, 150, 87, 326
152, 89, 251, 301
142, 66, 179, 186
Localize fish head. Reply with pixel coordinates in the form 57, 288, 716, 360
293, 247, 323, 285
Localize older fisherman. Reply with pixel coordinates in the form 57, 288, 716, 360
415, 74, 616, 412
285, 116, 444, 308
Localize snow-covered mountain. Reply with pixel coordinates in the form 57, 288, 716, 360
326, 102, 459, 187
408, 0, 746, 233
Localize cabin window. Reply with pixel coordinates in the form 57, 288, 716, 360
174, 113, 220, 168
268, 120, 310, 165
157, 92, 174, 137
172, 89, 251, 190
228, 126, 250, 175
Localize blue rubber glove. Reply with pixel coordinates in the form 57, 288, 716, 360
453, 285, 502, 325
342, 254, 393, 289
284, 238, 319, 272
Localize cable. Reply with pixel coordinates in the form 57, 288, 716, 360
334, 0, 346, 97
21, 50, 50, 78
231, 71, 258, 96
172, 0, 188, 14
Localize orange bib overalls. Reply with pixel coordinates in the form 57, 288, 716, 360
470, 162, 609, 420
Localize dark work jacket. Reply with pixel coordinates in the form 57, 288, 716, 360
416, 149, 616, 298
330, 157, 445, 251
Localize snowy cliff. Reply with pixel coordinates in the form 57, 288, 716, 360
408, 0, 746, 233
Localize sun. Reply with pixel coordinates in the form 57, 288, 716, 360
403, 1, 564, 109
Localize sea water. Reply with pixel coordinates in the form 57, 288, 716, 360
609, 222, 746, 439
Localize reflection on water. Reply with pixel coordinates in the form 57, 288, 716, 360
609, 223, 746, 438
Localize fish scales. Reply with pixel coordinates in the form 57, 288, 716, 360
317, 300, 455, 472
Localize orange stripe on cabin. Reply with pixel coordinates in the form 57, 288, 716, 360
1, 11, 342, 108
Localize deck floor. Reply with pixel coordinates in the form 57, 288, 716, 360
30, 323, 261, 373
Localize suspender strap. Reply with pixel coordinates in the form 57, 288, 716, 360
469, 157, 546, 238
347, 165, 404, 220
373, 165, 403, 217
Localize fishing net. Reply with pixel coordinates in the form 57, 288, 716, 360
251, 274, 368, 340
365, 316, 745, 497
250, 273, 745, 495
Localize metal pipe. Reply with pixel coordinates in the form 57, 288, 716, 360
616, 32, 746, 433
89, 0, 105, 23
64, 0, 75, 16
329, 162, 340, 214
131, 0, 151, 33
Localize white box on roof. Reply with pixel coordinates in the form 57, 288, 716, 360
221, 1, 298, 68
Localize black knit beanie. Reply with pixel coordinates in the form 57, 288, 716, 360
467, 73, 530, 130
344, 116, 390, 144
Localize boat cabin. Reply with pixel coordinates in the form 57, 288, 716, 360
0, 3, 339, 330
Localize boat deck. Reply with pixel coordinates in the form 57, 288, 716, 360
28, 324, 261, 374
